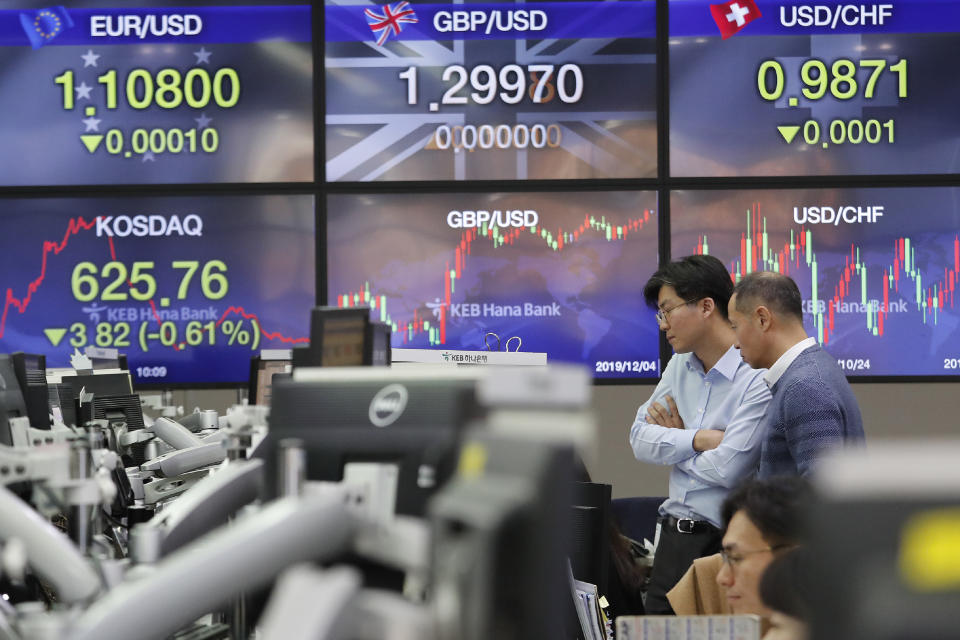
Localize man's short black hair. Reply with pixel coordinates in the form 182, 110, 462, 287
732, 272, 803, 322
642, 255, 734, 320
720, 476, 812, 547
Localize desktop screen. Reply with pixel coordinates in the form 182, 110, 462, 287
0, 355, 28, 446
0, 194, 315, 386
265, 367, 485, 514
326, 190, 661, 379
253, 357, 291, 406
671, 187, 960, 377
325, 0, 657, 181
669, 0, 960, 177
0, 2, 313, 185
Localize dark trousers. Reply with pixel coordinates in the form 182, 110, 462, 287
644, 520, 722, 615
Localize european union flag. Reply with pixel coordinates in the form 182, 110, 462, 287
19, 6, 74, 49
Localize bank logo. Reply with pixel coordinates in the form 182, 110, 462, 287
20, 6, 74, 49
710, 0, 761, 39
365, 1, 418, 46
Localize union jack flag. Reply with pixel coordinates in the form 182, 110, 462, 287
364, 1, 418, 46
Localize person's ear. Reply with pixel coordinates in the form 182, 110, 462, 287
756, 305, 773, 332
700, 297, 716, 317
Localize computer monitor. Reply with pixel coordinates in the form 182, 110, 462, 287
671, 186, 960, 378
84, 350, 127, 372
80, 393, 148, 465
810, 442, 960, 640
0, 354, 28, 446
291, 307, 392, 369
570, 482, 612, 599
325, 0, 657, 181
429, 430, 576, 640
1, 3, 313, 187
0, 193, 315, 388
326, 191, 661, 380
11, 352, 49, 431
367, 321, 392, 368
248, 351, 293, 406
52, 371, 133, 428
261, 367, 485, 516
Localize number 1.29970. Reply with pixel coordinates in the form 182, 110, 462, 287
399, 64, 584, 106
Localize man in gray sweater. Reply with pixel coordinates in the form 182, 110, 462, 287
727, 272, 864, 477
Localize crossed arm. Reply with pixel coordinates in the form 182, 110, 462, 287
670, 379, 772, 488
645, 395, 724, 452
628, 375, 701, 465
629, 373, 772, 488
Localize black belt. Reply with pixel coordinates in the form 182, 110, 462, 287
660, 515, 720, 535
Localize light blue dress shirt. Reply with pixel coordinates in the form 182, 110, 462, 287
628, 345, 771, 528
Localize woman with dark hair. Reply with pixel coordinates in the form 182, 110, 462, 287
758, 547, 813, 640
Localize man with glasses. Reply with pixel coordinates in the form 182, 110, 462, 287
715, 477, 811, 622
727, 271, 864, 478
629, 255, 772, 614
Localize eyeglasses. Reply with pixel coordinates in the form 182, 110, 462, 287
719, 544, 791, 569
655, 299, 697, 326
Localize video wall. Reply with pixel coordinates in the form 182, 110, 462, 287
1, 0, 957, 383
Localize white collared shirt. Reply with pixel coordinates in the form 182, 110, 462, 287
763, 336, 818, 389
628, 345, 772, 527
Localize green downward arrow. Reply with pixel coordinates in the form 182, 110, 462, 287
778, 125, 800, 144
44, 328, 67, 347
81, 135, 103, 153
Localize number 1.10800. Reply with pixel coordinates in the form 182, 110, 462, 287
55, 68, 240, 110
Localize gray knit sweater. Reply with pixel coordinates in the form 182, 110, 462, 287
757, 345, 865, 478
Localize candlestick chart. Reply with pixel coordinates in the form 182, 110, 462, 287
327, 191, 661, 378
672, 188, 960, 376
0, 195, 314, 385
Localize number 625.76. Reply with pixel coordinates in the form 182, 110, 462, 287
70, 260, 228, 302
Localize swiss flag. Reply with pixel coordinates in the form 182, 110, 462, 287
710, 0, 762, 39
